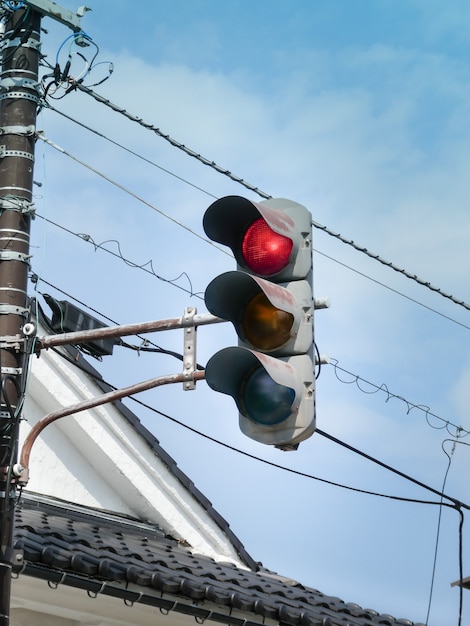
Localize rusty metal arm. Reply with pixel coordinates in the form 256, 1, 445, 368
16, 369, 206, 485
36, 311, 224, 351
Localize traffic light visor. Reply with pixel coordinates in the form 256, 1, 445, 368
205, 272, 313, 355
205, 348, 299, 423
205, 348, 315, 448
203, 196, 312, 280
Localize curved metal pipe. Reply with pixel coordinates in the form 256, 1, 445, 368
17, 370, 205, 484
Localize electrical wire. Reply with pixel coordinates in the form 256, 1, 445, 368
316, 249, 470, 331
30, 275, 200, 367
45, 104, 218, 199
330, 359, 469, 438
41, 105, 469, 333
71, 82, 271, 199
426, 439, 458, 625
34, 214, 205, 299
316, 428, 468, 511
2, 1, 25, 10
36, 131, 229, 257
40, 31, 113, 100
428, 438, 470, 626
41, 343, 468, 512
68, 82, 470, 313
119, 339, 205, 370
35, 131, 469, 333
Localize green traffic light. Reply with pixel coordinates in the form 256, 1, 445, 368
241, 367, 295, 426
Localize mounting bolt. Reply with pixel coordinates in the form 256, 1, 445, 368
23, 322, 36, 337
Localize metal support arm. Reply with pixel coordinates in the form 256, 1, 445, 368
16, 369, 206, 485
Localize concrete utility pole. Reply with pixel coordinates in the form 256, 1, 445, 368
0, 5, 41, 623
0, 2, 87, 621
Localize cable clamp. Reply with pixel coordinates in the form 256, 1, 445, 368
0, 91, 40, 104
0, 250, 31, 263
0, 124, 35, 136
0, 77, 39, 91
0, 197, 35, 215
0, 304, 28, 316
0, 36, 41, 52
0, 145, 34, 161
0, 334, 23, 351
0, 366, 22, 375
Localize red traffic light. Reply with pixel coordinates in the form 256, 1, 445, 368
203, 196, 312, 281
241, 217, 293, 276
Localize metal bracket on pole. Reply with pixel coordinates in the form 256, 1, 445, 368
0, 251, 31, 263
0, 146, 34, 162
0, 334, 23, 352
0, 124, 35, 136
0, 91, 40, 104
0, 78, 39, 91
0, 304, 29, 316
0, 197, 35, 214
0, 37, 41, 52
24, 1, 91, 33
1, 367, 22, 375
183, 306, 197, 390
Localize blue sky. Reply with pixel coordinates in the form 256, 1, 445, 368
25, 1, 470, 624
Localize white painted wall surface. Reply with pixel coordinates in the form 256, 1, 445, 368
19, 334, 245, 565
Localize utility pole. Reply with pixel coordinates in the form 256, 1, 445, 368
0, 2, 88, 622
0, 5, 41, 624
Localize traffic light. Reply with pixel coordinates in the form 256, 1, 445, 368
203, 195, 315, 450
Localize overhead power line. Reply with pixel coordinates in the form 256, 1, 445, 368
36, 131, 229, 257
36, 206, 467, 334
37, 127, 468, 332
65, 82, 470, 313
44, 103, 218, 200
42, 104, 470, 331
73, 82, 271, 199
316, 249, 470, 330
43, 102, 470, 331
312, 221, 470, 312
35, 213, 205, 298
44, 338, 469, 512
330, 358, 468, 438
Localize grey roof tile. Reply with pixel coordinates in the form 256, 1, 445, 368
13, 493, 426, 626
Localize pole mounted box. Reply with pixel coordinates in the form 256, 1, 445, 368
44, 295, 115, 357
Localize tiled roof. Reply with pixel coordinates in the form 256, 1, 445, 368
13, 493, 425, 626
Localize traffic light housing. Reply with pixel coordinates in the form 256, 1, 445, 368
203, 196, 315, 450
